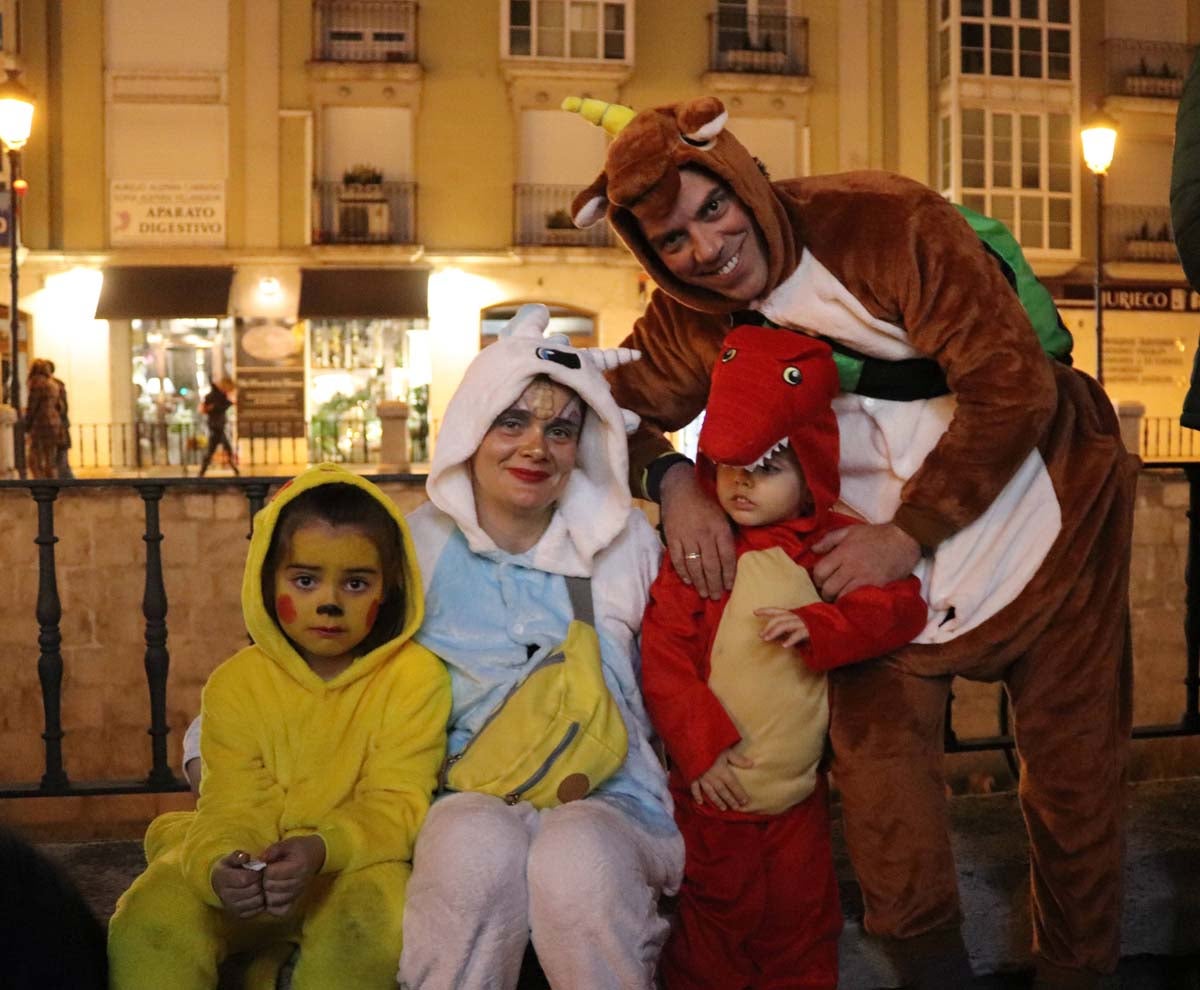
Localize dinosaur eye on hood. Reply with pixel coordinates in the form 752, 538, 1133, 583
783, 366, 802, 385
721, 348, 737, 362
536, 347, 582, 370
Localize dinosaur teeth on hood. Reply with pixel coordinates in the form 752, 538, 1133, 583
744, 436, 791, 471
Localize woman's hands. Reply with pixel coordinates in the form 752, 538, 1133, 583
660, 462, 736, 600
690, 747, 754, 811
212, 835, 326, 919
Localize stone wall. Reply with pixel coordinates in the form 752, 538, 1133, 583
0, 478, 429, 837
0, 469, 1197, 837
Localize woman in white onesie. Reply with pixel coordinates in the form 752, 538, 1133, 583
396, 305, 683, 990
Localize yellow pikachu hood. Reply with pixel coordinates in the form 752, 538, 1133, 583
241, 463, 424, 688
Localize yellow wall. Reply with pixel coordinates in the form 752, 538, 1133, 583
415, 1, 513, 250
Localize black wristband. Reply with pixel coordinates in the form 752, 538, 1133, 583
644, 452, 693, 504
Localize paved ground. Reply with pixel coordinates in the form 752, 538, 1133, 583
39, 834, 1200, 989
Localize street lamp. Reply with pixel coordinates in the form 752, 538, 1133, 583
1081, 110, 1118, 386
0, 69, 33, 478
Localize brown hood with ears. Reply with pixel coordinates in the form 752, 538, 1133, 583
569, 97, 797, 315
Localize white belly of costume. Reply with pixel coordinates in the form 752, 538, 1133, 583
759, 249, 1062, 643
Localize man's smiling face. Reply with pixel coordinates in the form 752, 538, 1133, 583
639, 167, 769, 303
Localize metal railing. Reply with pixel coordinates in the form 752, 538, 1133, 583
1103, 38, 1193, 100
313, 0, 418, 63
312, 180, 417, 245
1142, 417, 1200, 463
0, 474, 417, 797
707, 12, 808, 76
66, 418, 381, 474
1104, 203, 1178, 264
1, 466, 1198, 799
513, 184, 617, 249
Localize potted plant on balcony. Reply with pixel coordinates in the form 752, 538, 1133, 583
336, 164, 390, 241
542, 207, 581, 244
343, 163, 382, 185
1125, 57, 1183, 98
1125, 219, 1178, 262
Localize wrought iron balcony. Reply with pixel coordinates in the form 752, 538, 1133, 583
514, 184, 615, 249
313, 0, 418, 63
1105, 204, 1177, 264
707, 12, 809, 76
313, 179, 416, 245
1103, 38, 1193, 100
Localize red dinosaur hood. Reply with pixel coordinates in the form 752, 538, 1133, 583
698, 326, 841, 526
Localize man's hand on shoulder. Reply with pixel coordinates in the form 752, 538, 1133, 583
659, 462, 736, 600
811, 522, 922, 601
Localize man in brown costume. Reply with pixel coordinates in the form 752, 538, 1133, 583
567, 97, 1138, 989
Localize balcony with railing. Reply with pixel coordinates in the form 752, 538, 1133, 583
313, 179, 416, 245
1104, 38, 1193, 100
1105, 204, 1179, 264
313, 0, 418, 64
707, 12, 809, 76
514, 184, 616, 249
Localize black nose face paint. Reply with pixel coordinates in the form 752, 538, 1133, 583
316, 602, 345, 617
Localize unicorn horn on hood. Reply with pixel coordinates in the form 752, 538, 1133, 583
582, 346, 641, 372
561, 97, 636, 138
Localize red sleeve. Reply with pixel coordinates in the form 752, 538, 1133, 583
794, 575, 927, 673
640, 554, 741, 783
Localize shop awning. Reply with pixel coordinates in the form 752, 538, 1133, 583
298, 268, 429, 318
94, 266, 235, 319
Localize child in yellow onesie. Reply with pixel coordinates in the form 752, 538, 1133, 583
107, 463, 451, 990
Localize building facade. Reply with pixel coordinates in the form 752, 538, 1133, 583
0, 0, 1197, 471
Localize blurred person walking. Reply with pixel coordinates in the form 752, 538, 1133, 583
199, 377, 239, 477
44, 359, 73, 479
23, 358, 63, 479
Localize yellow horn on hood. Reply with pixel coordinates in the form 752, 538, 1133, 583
561, 96, 636, 137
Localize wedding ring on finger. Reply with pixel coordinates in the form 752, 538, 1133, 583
684, 551, 702, 560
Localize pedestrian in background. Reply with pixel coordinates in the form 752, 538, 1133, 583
23, 358, 62, 479
199, 376, 239, 477
44, 359, 74, 479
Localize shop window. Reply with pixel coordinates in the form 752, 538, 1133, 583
132, 317, 235, 464
308, 317, 430, 462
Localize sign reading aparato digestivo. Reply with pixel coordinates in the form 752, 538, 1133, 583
109, 180, 226, 246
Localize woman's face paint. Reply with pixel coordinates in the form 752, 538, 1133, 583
272, 521, 383, 669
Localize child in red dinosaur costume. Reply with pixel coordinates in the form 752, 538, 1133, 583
641, 327, 927, 989
566, 96, 1139, 989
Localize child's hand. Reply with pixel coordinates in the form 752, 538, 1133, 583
260, 835, 326, 917
690, 748, 754, 811
754, 607, 810, 648
212, 850, 266, 919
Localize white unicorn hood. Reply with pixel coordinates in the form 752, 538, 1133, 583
426, 304, 643, 574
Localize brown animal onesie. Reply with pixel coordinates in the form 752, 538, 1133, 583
569, 97, 1139, 985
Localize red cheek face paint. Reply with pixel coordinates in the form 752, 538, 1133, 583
366, 598, 380, 630
276, 595, 298, 623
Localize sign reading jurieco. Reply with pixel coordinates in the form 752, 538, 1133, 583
1101, 284, 1200, 312
109, 180, 226, 246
